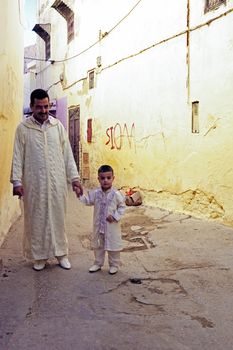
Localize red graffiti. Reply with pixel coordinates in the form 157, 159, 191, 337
106, 123, 135, 150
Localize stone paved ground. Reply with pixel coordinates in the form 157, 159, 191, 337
1, 189, 233, 350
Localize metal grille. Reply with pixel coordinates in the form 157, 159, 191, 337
205, 0, 226, 13
192, 101, 199, 134
89, 70, 95, 89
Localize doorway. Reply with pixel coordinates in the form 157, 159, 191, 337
69, 106, 80, 171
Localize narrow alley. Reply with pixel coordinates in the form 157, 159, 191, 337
1, 1, 233, 348
1, 189, 233, 350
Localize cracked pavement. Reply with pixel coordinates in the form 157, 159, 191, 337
1, 189, 233, 349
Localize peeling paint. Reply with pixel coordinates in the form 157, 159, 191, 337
143, 188, 225, 223
85, 96, 92, 108
0, 2, 23, 244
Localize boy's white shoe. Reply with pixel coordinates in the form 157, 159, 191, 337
57, 256, 71, 270
33, 260, 46, 271
89, 264, 101, 273
109, 266, 118, 275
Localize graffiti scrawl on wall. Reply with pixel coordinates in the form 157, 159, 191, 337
105, 123, 135, 150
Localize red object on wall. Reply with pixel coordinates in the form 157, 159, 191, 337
87, 118, 92, 143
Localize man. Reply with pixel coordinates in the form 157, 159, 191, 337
11, 89, 83, 271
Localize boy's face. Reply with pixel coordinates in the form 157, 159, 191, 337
98, 171, 114, 191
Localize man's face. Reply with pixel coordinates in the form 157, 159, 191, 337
30, 97, 50, 124
98, 171, 114, 191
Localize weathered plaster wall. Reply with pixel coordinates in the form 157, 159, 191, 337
0, 1, 23, 244
24, 71, 36, 108
36, 0, 233, 226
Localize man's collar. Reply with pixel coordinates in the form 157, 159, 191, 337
31, 114, 52, 125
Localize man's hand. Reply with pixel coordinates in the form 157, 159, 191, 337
106, 215, 116, 223
13, 186, 24, 198
72, 181, 83, 198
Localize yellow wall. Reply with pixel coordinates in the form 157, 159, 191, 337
0, 1, 23, 244
36, 0, 233, 226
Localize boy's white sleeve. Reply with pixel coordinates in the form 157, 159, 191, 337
112, 192, 126, 221
79, 190, 95, 206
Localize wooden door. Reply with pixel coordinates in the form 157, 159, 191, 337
69, 106, 80, 171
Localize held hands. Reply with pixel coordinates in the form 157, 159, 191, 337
72, 181, 83, 198
106, 215, 116, 223
13, 186, 24, 198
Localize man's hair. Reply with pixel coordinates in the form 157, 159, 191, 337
30, 89, 49, 105
98, 164, 114, 174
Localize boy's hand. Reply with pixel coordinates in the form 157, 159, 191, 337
106, 215, 116, 223
13, 185, 24, 198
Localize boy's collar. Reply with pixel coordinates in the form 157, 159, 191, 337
101, 187, 113, 193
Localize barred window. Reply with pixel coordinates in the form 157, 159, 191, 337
88, 70, 95, 89
205, 0, 226, 13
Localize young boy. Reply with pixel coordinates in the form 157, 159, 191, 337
79, 165, 126, 274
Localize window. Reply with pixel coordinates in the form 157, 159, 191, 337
205, 0, 226, 13
87, 118, 92, 142
33, 24, 51, 61
192, 101, 199, 133
52, 0, 74, 43
88, 70, 95, 89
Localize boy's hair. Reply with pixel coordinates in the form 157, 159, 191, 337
30, 89, 49, 105
98, 164, 114, 174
